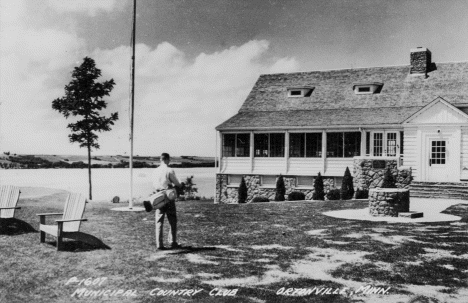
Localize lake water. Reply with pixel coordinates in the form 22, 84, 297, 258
0, 167, 217, 201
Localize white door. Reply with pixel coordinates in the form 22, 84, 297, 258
426, 139, 451, 182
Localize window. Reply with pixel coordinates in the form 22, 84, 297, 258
290, 133, 322, 158
373, 133, 383, 156
254, 133, 285, 158
297, 176, 314, 187
290, 133, 305, 157
262, 175, 276, 186
228, 175, 242, 185
366, 132, 371, 156
223, 134, 235, 157
270, 133, 285, 157
358, 86, 371, 92
371, 131, 400, 157
431, 141, 446, 164
400, 131, 404, 155
290, 90, 302, 96
353, 82, 383, 94
223, 133, 250, 157
287, 87, 314, 97
254, 134, 269, 157
236, 133, 250, 157
327, 132, 361, 158
306, 133, 322, 157
386, 133, 397, 156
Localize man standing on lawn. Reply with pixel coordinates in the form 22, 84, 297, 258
144, 153, 183, 250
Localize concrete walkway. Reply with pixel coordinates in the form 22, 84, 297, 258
323, 198, 468, 223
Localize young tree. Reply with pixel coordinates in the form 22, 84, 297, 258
382, 168, 397, 188
238, 177, 248, 203
312, 172, 325, 200
52, 57, 118, 200
275, 175, 286, 201
341, 167, 355, 200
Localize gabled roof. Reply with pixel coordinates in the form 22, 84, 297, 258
403, 97, 468, 124
217, 61, 468, 130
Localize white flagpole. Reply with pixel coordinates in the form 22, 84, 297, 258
129, 0, 136, 209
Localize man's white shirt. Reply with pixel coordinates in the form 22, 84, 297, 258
152, 163, 181, 190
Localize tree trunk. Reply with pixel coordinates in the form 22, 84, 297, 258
88, 144, 92, 200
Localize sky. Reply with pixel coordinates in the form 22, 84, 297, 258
1, 0, 468, 157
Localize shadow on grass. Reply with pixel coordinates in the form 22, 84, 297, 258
43, 232, 111, 252
0, 218, 37, 235
168, 246, 217, 255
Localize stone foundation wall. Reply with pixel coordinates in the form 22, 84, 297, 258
369, 188, 410, 217
216, 174, 334, 204
353, 158, 412, 190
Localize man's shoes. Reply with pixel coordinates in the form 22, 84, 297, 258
170, 243, 183, 249
157, 246, 167, 250
143, 201, 153, 212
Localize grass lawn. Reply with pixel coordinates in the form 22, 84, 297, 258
1, 189, 467, 303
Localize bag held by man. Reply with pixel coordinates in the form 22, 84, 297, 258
149, 189, 177, 210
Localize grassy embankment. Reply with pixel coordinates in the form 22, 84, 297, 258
1, 189, 467, 303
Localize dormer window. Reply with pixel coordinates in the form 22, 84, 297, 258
353, 82, 383, 95
287, 86, 314, 97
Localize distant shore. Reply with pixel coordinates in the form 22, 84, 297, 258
0, 154, 216, 169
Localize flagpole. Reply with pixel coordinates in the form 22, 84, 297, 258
129, 0, 136, 209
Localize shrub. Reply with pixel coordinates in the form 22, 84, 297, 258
312, 172, 325, 200
382, 168, 397, 188
251, 196, 269, 203
238, 176, 248, 203
355, 188, 369, 199
326, 188, 341, 200
340, 167, 355, 200
275, 175, 285, 201
288, 191, 305, 201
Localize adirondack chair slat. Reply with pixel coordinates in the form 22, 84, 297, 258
0, 185, 21, 219
38, 192, 87, 250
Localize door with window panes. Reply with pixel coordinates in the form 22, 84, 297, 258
426, 139, 449, 181
371, 131, 399, 157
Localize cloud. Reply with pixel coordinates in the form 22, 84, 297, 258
47, 0, 128, 16
0, 0, 299, 156
91, 40, 299, 156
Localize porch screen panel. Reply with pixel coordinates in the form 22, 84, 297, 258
373, 133, 383, 156
236, 133, 250, 157
366, 132, 371, 156
223, 134, 235, 157
344, 132, 361, 157
386, 133, 397, 156
270, 133, 285, 157
289, 133, 305, 157
326, 133, 343, 157
306, 133, 322, 157
254, 134, 269, 157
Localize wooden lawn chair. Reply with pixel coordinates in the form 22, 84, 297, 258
0, 185, 21, 219
37, 193, 87, 251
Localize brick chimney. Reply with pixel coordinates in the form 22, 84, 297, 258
410, 47, 432, 75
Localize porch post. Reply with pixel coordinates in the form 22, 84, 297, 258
322, 130, 327, 174
250, 131, 254, 174
361, 129, 367, 156
285, 131, 289, 174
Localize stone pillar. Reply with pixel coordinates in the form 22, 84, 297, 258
369, 188, 410, 217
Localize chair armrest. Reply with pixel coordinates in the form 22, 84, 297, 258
55, 218, 88, 223
36, 213, 63, 216
0, 207, 21, 210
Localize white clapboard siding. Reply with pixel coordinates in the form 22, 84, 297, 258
252, 158, 286, 175
403, 129, 419, 180
461, 126, 468, 179
220, 158, 251, 174
324, 158, 355, 176
287, 158, 323, 175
